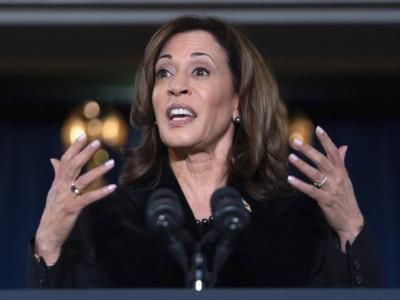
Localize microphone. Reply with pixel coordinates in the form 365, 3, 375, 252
146, 188, 189, 275
146, 188, 184, 231
209, 187, 250, 287
211, 187, 250, 234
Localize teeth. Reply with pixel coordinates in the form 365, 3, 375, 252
169, 108, 195, 118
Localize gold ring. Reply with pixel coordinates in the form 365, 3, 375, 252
70, 182, 82, 196
313, 175, 327, 189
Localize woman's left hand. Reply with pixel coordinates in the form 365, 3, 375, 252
288, 126, 364, 252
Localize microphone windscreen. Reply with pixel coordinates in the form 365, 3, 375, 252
210, 187, 250, 232
146, 188, 183, 231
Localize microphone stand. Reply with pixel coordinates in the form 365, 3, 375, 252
163, 226, 190, 276
185, 221, 244, 290
190, 245, 208, 291
186, 230, 218, 290
208, 218, 243, 288
156, 215, 216, 291
156, 216, 195, 283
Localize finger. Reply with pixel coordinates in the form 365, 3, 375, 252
75, 159, 115, 191
287, 175, 324, 202
292, 138, 332, 172
338, 145, 348, 162
63, 140, 101, 180
50, 158, 60, 176
73, 139, 101, 166
80, 184, 117, 207
61, 133, 88, 162
288, 153, 325, 184
315, 126, 342, 165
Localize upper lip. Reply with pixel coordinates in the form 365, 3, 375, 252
166, 103, 197, 120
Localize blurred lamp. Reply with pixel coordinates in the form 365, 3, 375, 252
62, 99, 128, 171
62, 100, 128, 149
288, 113, 314, 147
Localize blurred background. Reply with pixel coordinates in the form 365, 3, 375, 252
0, 0, 399, 288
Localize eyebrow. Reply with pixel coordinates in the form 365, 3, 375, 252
191, 52, 214, 62
157, 52, 214, 62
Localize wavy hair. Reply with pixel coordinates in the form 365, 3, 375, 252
120, 16, 291, 201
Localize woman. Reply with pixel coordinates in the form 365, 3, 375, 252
28, 16, 380, 287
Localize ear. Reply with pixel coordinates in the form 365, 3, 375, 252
232, 94, 240, 119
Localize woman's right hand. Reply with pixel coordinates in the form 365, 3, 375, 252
34, 133, 116, 266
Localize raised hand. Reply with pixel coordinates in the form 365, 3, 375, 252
287, 126, 364, 252
35, 134, 116, 265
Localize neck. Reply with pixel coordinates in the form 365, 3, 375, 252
168, 146, 230, 219
169, 150, 228, 187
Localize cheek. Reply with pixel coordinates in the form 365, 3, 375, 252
201, 90, 235, 120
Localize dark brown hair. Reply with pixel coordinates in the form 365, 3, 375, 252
120, 16, 290, 201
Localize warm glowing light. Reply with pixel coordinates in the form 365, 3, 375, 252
69, 118, 86, 144
87, 118, 103, 137
289, 132, 305, 145
102, 116, 120, 140
83, 101, 100, 119
288, 114, 314, 148
101, 113, 127, 146
93, 149, 109, 166
62, 103, 127, 162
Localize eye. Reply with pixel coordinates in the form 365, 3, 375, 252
193, 67, 210, 77
156, 69, 172, 79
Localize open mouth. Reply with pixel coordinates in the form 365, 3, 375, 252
167, 105, 197, 122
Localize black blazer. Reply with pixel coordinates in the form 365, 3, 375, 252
27, 159, 380, 288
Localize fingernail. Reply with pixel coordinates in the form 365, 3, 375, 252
50, 158, 56, 167
76, 133, 86, 142
343, 145, 348, 157
289, 154, 298, 162
90, 140, 100, 148
104, 159, 115, 168
287, 175, 296, 183
293, 138, 303, 147
106, 184, 117, 191
316, 126, 324, 135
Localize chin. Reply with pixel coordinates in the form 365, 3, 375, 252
160, 134, 199, 150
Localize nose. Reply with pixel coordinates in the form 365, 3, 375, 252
167, 74, 191, 96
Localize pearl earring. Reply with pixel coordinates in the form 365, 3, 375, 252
233, 116, 241, 125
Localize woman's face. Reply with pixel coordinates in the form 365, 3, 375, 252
152, 30, 239, 153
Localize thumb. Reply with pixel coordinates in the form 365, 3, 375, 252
338, 145, 348, 162
50, 158, 60, 175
